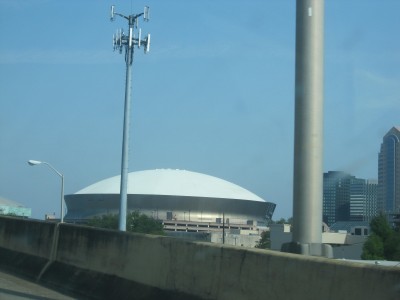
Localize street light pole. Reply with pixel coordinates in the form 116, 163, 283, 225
28, 160, 65, 223
110, 5, 151, 231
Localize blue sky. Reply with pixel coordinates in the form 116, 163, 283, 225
1, 0, 399, 220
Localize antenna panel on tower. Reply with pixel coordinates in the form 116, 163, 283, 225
129, 28, 133, 47
138, 28, 142, 48
145, 34, 151, 53
110, 5, 115, 21
144, 6, 150, 21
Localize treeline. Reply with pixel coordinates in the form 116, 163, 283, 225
86, 211, 165, 235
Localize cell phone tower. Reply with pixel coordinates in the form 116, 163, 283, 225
110, 5, 151, 231
281, 0, 332, 257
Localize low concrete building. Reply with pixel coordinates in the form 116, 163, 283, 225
167, 229, 262, 248
270, 223, 368, 259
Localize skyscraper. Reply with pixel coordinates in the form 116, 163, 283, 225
323, 171, 351, 226
378, 127, 400, 214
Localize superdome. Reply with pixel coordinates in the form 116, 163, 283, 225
76, 169, 265, 202
65, 169, 275, 226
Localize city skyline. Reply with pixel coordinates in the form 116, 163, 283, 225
1, 1, 400, 220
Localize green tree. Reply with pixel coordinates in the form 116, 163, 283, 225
362, 214, 400, 261
270, 217, 293, 225
126, 211, 165, 235
384, 231, 400, 261
87, 214, 118, 229
255, 231, 271, 249
370, 214, 392, 241
275, 218, 286, 224
87, 211, 164, 235
361, 234, 384, 260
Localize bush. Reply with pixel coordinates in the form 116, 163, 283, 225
87, 211, 165, 235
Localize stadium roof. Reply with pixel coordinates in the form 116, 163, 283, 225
75, 169, 265, 202
0, 196, 25, 207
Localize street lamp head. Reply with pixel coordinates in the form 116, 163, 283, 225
28, 160, 42, 166
27, 159, 65, 223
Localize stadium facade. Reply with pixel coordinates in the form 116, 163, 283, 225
64, 169, 276, 230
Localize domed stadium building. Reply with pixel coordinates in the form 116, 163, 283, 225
64, 169, 275, 232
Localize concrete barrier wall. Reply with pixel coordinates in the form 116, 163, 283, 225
0, 216, 399, 300
0, 216, 55, 258
0, 217, 56, 278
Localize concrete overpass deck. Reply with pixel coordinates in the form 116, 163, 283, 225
0, 269, 74, 300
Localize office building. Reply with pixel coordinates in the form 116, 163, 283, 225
323, 172, 378, 226
364, 179, 378, 223
323, 171, 351, 226
378, 126, 400, 214
349, 177, 366, 222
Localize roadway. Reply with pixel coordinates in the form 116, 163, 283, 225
0, 269, 75, 300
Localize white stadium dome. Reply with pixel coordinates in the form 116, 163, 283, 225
65, 169, 275, 226
0, 196, 24, 207
76, 169, 265, 202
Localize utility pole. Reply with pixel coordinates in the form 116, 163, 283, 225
282, 0, 332, 257
110, 5, 151, 231
222, 212, 225, 244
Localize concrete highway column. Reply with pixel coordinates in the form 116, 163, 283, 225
282, 0, 332, 257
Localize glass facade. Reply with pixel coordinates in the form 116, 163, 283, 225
323, 172, 378, 226
364, 179, 378, 223
349, 177, 366, 222
378, 127, 400, 214
323, 171, 351, 226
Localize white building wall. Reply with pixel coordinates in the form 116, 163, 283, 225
270, 224, 292, 251
210, 232, 260, 248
